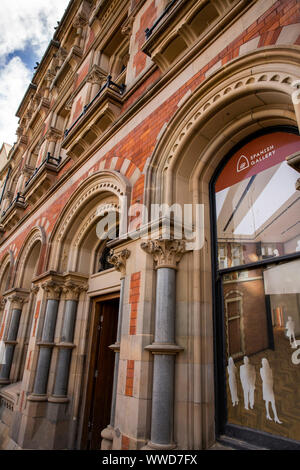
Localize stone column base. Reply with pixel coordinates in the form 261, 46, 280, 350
141, 441, 177, 450
101, 425, 114, 450
27, 393, 48, 402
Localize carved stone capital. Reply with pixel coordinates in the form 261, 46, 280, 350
9, 295, 25, 310
45, 126, 63, 142
31, 285, 39, 295
121, 16, 134, 36
73, 14, 88, 29
21, 164, 34, 177
16, 126, 24, 137
141, 239, 186, 270
62, 280, 88, 301
86, 66, 106, 85
41, 281, 62, 300
64, 96, 74, 112
45, 69, 56, 81
0, 297, 7, 310
107, 249, 130, 279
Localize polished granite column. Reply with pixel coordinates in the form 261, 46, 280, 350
28, 280, 62, 401
49, 279, 88, 403
0, 293, 27, 385
141, 239, 186, 450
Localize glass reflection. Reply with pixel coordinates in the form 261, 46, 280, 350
224, 260, 300, 441
215, 132, 300, 268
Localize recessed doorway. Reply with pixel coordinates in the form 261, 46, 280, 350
82, 295, 119, 450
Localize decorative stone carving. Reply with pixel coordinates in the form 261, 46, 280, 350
9, 294, 25, 310
41, 280, 62, 300
121, 16, 134, 37
73, 14, 88, 29
141, 239, 186, 270
86, 66, 106, 86
62, 280, 88, 301
107, 249, 130, 279
45, 127, 63, 143
31, 285, 40, 295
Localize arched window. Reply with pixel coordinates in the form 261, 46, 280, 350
211, 127, 300, 447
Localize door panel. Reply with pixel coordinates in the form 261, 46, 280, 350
83, 297, 119, 449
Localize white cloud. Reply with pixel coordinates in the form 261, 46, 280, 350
0, 57, 31, 145
0, 0, 69, 61
0, 0, 70, 145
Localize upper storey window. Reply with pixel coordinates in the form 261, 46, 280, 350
142, 0, 251, 72
98, 24, 129, 84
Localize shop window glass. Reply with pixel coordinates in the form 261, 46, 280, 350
215, 131, 300, 268
214, 130, 300, 444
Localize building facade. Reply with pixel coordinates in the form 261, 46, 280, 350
0, 0, 299, 450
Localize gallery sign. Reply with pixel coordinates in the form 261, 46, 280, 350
215, 131, 300, 192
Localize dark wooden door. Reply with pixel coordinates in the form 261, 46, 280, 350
84, 297, 119, 449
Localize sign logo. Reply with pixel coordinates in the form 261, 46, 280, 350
237, 155, 250, 173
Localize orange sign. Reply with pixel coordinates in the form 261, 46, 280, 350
215, 132, 300, 192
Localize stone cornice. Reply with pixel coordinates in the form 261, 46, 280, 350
141, 239, 186, 270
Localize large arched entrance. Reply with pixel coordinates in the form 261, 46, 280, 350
211, 127, 300, 449
145, 46, 300, 449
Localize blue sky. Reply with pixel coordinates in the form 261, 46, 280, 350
0, 0, 70, 146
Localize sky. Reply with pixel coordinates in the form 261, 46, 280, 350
0, 0, 70, 146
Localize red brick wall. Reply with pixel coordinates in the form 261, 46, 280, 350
125, 359, 135, 396
133, 1, 157, 77
32, 300, 41, 338
121, 434, 130, 450
129, 272, 141, 335
74, 60, 89, 90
